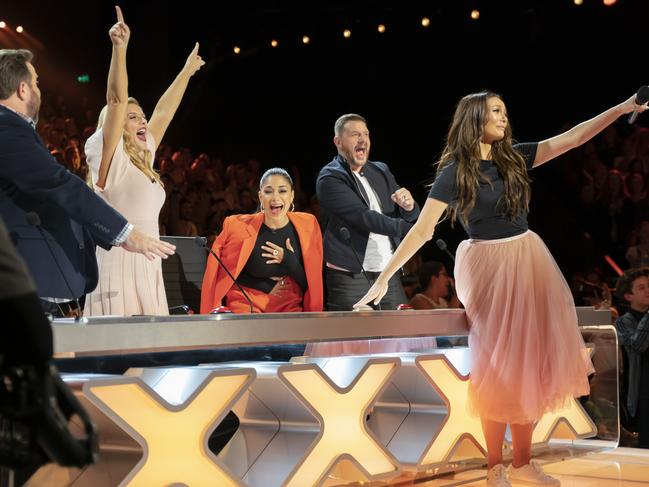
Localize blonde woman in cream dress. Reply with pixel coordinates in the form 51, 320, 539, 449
85, 6, 204, 316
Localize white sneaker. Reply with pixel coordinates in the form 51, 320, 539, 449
507, 460, 560, 486
486, 464, 512, 487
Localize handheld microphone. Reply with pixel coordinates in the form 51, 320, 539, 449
436, 238, 455, 263
194, 236, 254, 314
628, 85, 649, 124
340, 226, 381, 310
26, 212, 81, 317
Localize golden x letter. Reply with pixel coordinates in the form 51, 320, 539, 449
83, 369, 255, 486
415, 355, 487, 466
278, 358, 401, 486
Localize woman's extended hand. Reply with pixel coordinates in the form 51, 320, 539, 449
623, 91, 649, 115
109, 6, 130, 48
262, 238, 293, 265
183, 42, 206, 76
353, 275, 389, 308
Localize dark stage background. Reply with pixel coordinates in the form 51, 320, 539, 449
1, 0, 648, 274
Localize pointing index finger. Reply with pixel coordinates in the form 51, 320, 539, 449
115, 5, 125, 23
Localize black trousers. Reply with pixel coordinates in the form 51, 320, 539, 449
325, 267, 407, 311
636, 355, 649, 448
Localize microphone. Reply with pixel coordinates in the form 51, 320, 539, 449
26, 212, 81, 317
193, 236, 254, 314
628, 85, 649, 124
436, 238, 455, 263
340, 226, 381, 310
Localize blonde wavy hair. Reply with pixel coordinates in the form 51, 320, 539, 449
96, 97, 163, 186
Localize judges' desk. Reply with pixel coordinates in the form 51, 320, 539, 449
39, 308, 615, 486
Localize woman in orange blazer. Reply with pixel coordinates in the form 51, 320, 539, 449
201, 168, 323, 313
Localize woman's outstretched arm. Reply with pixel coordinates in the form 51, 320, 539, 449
97, 5, 130, 189
533, 92, 647, 168
148, 42, 205, 149
355, 197, 448, 307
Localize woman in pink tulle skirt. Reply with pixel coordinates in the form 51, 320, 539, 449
356, 90, 647, 486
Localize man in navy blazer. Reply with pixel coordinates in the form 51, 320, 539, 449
0, 49, 175, 313
317, 113, 420, 311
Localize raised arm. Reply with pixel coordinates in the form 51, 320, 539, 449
354, 197, 448, 307
97, 5, 130, 189
148, 43, 205, 149
533, 92, 648, 168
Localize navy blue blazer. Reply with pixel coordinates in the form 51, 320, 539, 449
0, 105, 128, 299
316, 154, 420, 273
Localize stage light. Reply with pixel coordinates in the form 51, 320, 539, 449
16, 25, 24, 33
271, 39, 278, 48
421, 17, 431, 27
574, 0, 584, 4
233, 46, 241, 55
470, 10, 480, 20
603, 0, 617, 5
377, 24, 386, 33
604, 255, 624, 276
302, 35, 310, 45
0, 21, 6, 29
343, 29, 351, 38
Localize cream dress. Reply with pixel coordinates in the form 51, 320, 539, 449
84, 130, 168, 316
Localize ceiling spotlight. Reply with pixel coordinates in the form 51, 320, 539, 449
470, 10, 480, 20
603, 0, 617, 5
574, 0, 583, 4
0, 21, 6, 29
421, 17, 430, 27
377, 24, 386, 33
233, 46, 241, 55
343, 29, 351, 38
16, 25, 24, 33
302, 35, 310, 45
271, 39, 278, 48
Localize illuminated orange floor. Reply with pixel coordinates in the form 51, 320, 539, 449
410, 448, 649, 486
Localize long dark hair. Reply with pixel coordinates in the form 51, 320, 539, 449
436, 91, 531, 225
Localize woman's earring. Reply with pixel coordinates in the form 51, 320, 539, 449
290, 203, 295, 212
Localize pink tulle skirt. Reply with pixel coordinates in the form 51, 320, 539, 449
455, 230, 594, 424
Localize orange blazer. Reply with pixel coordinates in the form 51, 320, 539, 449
200, 212, 323, 313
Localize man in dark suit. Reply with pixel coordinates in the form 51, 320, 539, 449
316, 113, 420, 310
0, 217, 52, 366
0, 49, 175, 315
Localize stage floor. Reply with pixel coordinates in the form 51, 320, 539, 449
411, 447, 649, 486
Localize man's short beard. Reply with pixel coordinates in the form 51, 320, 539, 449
26, 87, 40, 124
27, 100, 39, 124
343, 149, 367, 167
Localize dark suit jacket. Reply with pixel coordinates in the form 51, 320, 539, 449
0, 105, 128, 299
316, 154, 420, 273
0, 217, 52, 364
200, 212, 324, 313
